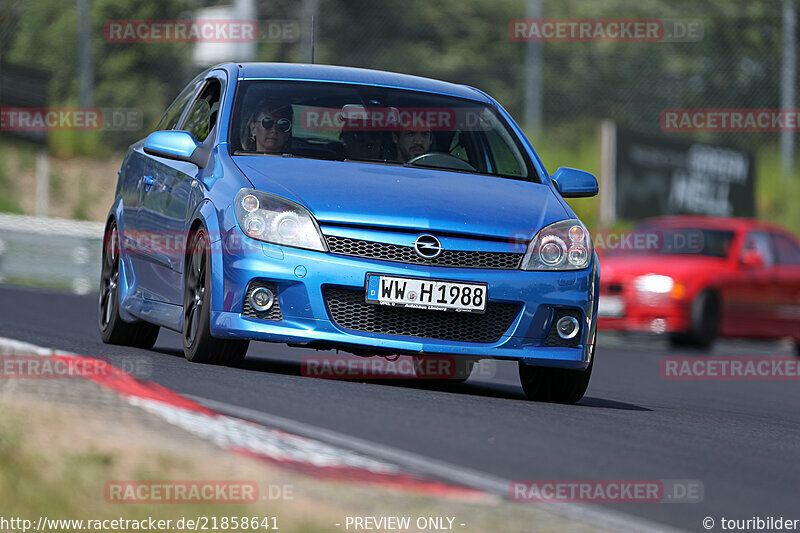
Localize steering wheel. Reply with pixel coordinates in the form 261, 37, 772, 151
406, 152, 477, 172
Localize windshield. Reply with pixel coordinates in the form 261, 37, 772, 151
604, 227, 736, 258
229, 80, 537, 180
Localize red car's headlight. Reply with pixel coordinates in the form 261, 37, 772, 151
634, 274, 675, 293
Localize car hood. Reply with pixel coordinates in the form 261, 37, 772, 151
599, 254, 729, 282
233, 156, 568, 239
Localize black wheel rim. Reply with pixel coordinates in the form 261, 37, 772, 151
99, 225, 119, 330
184, 233, 207, 348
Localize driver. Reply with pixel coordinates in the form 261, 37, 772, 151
392, 128, 431, 162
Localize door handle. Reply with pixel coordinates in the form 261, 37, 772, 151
142, 175, 155, 192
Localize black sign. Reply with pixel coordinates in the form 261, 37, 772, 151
615, 130, 755, 219
0, 62, 51, 144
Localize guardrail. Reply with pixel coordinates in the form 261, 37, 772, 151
0, 213, 105, 294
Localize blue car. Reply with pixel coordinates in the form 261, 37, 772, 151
98, 62, 600, 403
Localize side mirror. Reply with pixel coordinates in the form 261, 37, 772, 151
144, 130, 201, 165
552, 167, 599, 198
740, 249, 764, 269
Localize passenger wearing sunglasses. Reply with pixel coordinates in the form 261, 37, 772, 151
244, 100, 293, 153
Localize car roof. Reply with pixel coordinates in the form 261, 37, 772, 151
640, 215, 793, 235
227, 62, 492, 103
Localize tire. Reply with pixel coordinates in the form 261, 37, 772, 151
182, 227, 249, 366
519, 345, 594, 403
668, 290, 719, 350
98, 221, 160, 349
412, 355, 475, 383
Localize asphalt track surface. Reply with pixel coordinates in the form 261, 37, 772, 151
2, 284, 799, 532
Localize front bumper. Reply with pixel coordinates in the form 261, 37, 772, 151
598, 293, 690, 333
210, 232, 598, 369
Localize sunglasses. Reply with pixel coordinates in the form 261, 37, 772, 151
260, 117, 292, 132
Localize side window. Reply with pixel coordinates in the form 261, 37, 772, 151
771, 233, 800, 265
181, 79, 222, 144
742, 231, 775, 266
447, 131, 486, 172
448, 132, 469, 163
156, 82, 200, 131
484, 128, 524, 177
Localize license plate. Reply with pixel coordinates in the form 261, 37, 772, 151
598, 295, 625, 317
365, 274, 487, 313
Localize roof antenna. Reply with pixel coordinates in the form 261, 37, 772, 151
310, 15, 316, 64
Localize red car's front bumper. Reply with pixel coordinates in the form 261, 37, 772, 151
597, 291, 691, 334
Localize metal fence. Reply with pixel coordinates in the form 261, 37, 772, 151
0, 213, 104, 294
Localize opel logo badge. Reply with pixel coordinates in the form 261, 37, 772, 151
414, 234, 443, 259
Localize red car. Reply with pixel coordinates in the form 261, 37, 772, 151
597, 216, 800, 352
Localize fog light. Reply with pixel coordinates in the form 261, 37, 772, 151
556, 316, 580, 340
249, 287, 275, 311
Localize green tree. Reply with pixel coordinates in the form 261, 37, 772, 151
4, 0, 194, 152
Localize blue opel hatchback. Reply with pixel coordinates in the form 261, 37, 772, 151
99, 62, 599, 403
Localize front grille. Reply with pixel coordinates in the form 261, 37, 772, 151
242, 281, 283, 321
545, 308, 583, 348
323, 287, 519, 343
325, 235, 523, 270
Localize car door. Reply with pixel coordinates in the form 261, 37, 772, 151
137, 74, 224, 306
769, 231, 800, 339
128, 79, 202, 299
721, 230, 779, 338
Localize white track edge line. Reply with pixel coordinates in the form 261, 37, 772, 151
187, 394, 687, 533
0, 337, 685, 533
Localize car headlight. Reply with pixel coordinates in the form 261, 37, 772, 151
521, 219, 593, 270
634, 274, 674, 293
233, 189, 327, 251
